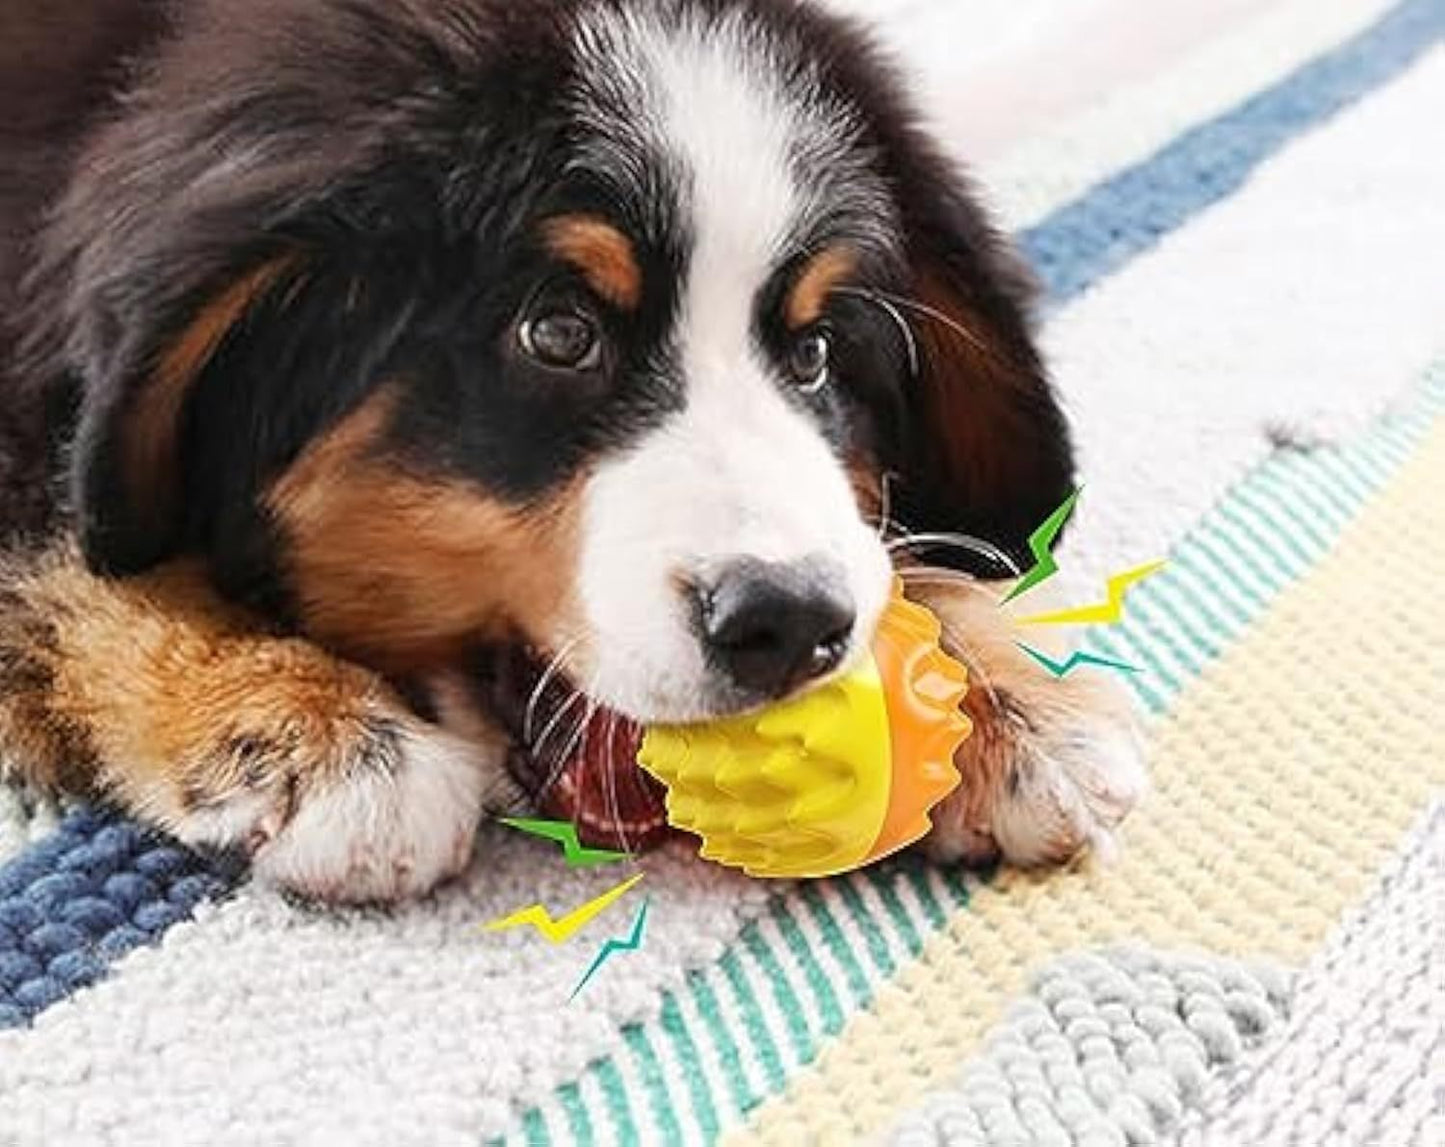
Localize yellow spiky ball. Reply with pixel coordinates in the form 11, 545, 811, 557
637, 582, 972, 878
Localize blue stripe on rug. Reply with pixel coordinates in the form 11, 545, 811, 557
0, 808, 241, 1028
1, 0, 1439, 1037
1019, 0, 1444, 307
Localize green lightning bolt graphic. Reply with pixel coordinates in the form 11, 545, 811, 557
1002, 489, 1082, 605
498, 818, 630, 867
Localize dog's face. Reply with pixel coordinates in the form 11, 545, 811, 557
41, 0, 1072, 737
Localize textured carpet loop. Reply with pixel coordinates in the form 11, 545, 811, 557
888, 948, 1293, 1147
1170, 802, 1444, 1146
0, 809, 238, 1028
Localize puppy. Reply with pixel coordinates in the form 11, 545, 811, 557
0, 0, 1144, 903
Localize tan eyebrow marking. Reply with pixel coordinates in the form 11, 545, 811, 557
542, 215, 643, 310
786, 246, 859, 329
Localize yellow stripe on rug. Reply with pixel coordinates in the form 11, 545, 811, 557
730, 418, 1445, 1146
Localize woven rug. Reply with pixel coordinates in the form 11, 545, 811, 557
3, 0, 1443, 1143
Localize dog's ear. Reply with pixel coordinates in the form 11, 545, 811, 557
22, 0, 414, 580
65, 255, 301, 576
883, 140, 1076, 565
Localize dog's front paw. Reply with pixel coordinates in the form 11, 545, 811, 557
926, 667, 1148, 869
248, 719, 493, 904
162, 672, 505, 905
0, 549, 504, 904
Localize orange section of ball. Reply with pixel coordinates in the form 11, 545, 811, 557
864, 581, 971, 864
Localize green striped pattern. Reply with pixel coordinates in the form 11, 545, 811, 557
502, 361, 1445, 1145
507, 860, 976, 1145
1083, 363, 1445, 715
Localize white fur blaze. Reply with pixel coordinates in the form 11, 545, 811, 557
563, 6, 895, 722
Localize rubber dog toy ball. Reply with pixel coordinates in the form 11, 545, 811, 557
637, 581, 971, 879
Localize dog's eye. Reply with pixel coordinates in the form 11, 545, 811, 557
788, 330, 832, 394
519, 308, 603, 371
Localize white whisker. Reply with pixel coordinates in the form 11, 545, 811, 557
835, 286, 921, 378
606, 711, 645, 860
873, 470, 899, 542
888, 531, 1021, 577
896, 569, 982, 592
873, 288, 990, 355
530, 688, 586, 759
534, 679, 598, 804
522, 636, 583, 744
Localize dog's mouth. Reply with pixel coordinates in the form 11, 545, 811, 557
473, 644, 672, 852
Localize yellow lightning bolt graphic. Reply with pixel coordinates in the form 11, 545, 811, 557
1017, 560, 1168, 626
482, 874, 645, 943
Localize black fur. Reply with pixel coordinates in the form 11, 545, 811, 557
0, 1, 168, 541
1, 0, 1074, 613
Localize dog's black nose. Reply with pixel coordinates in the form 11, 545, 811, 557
697, 559, 856, 700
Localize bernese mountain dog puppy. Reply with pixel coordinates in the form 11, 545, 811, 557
0, 0, 1144, 903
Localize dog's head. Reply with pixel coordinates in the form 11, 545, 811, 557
39, 0, 1071, 739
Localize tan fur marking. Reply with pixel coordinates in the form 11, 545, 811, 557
267, 390, 584, 673
542, 216, 643, 309
787, 246, 858, 329
0, 542, 507, 902
124, 257, 297, 515
0, 544, 386, 825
